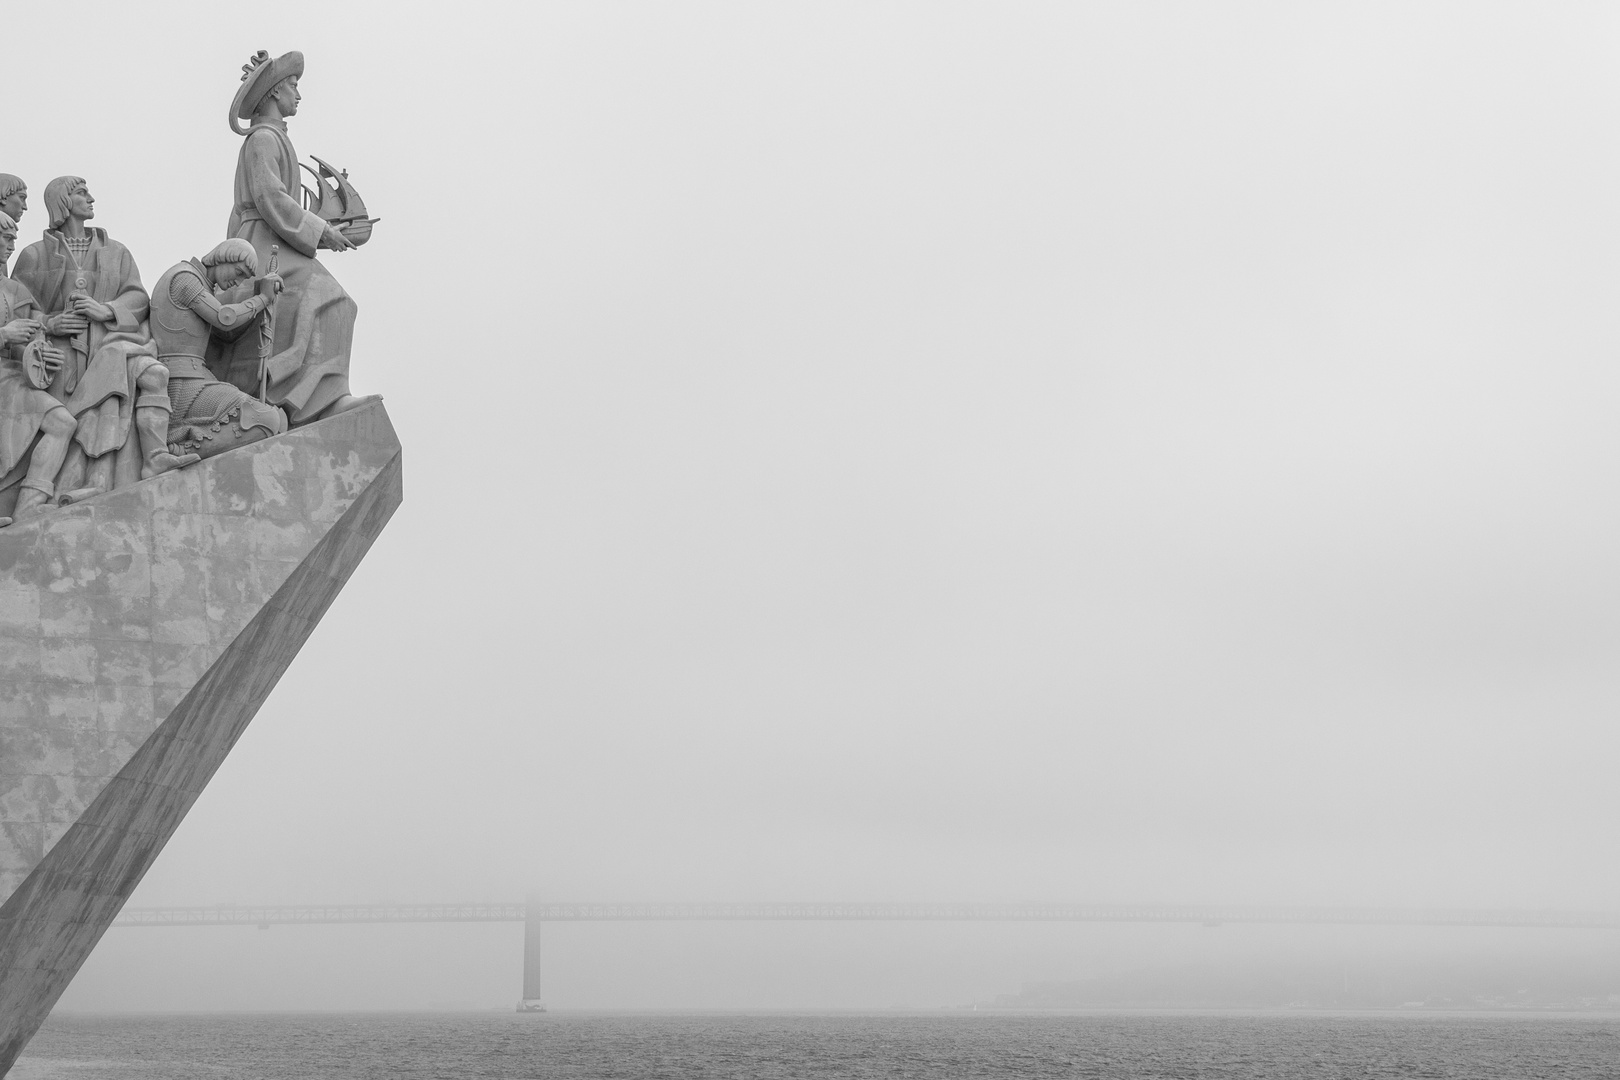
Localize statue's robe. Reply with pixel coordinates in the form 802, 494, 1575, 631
12, 230, 156, 486
0, 277, 58, 487
217, 117, 356, 424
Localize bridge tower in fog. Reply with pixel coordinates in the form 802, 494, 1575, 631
518, 897, 545, 1012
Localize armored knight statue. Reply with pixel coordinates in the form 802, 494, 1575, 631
11, 177, 196, 499
0, 213, 73, 524
150, 239, 287, 460
220, 50, 371, 426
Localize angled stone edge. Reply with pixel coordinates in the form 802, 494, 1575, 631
0, 408, 402, 1073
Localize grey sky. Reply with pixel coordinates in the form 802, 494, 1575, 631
14, 1, 1620, 1008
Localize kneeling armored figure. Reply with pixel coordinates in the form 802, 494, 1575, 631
149, 239, 287, 460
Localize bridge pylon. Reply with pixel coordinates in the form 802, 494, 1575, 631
517, 895, 545, 1013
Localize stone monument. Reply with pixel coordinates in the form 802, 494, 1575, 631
0, 51, 398, 1073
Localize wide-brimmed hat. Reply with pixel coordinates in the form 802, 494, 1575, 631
229, 50, 303, 134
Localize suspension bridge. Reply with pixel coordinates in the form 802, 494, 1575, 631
110, 901, 1620, 1010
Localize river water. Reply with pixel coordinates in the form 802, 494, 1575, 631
10, 1011, 1618, 1078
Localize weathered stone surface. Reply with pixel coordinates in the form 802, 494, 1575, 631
0, 401, 401, 1072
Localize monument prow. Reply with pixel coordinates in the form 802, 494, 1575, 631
0, 400, 402, 1072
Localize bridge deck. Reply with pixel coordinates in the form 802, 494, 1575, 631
110, 903, 1620, 929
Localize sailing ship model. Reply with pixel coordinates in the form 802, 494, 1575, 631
300, 155, 381, 246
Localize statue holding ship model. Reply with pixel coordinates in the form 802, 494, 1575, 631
0, 48, 379, 523
217, 49, 377, 426
0, 50, 405, 1078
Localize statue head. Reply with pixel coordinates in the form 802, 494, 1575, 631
0, 176, 27, 224
262, 75, 300, 119
232, 51, 304, 133
201, 238, 259, 291
43, 177, 91, 230
0, 211, 16, 268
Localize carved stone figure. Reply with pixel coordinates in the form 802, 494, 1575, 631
0, 175, 27, 227
0, 213, 73, 524
219, 50, 370, 426
150, 239, 287, 460
11, 177, 196, 498
0, 58, 404, 1073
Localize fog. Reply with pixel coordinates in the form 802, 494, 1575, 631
12, 1, 1620, 1009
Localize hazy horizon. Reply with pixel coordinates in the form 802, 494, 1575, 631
6, 1, 1620, 1011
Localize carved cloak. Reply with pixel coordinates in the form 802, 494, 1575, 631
11, 229, 155, 464
219, 118, 356, 423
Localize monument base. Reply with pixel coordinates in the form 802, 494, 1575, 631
0, 401, 402, 1073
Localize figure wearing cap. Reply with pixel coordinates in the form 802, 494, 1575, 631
218, 50, 369, 426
